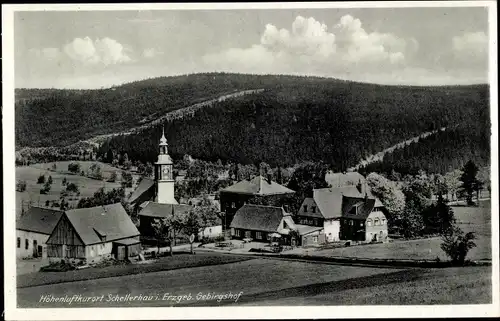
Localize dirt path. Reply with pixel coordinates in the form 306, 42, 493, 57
82, 89, 265, 146
348, 126, 457, 172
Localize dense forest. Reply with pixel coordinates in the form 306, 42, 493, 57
358, 123, 490, 176
95, 78, 489, 171
16, 73, 351, 147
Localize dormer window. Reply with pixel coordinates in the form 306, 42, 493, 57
93, 228, 107, 242
303, 205, 308, 212
349, 205, 358, 215
311, 206, 316, 213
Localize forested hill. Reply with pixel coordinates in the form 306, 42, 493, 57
16, 73, 351, 147
93, 76, 489, 172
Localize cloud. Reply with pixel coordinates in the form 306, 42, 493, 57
452, 31, 488, 64
62, 37, 132, 65
142, 48, 163, 59
202, 15, 416, 76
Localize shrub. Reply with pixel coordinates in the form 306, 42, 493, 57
68, 162, 80, 173
440, 224, 476, 265
66, 182, 79, 193
37, 174, 45, 184
62, 177, 67, 186
16, 180, 27, 192
47, 175, 53, 184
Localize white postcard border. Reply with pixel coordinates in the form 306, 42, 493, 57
3, 1, 499, 320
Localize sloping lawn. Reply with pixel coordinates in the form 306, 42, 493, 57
15, 162, 133, 218
17, 253, 251, 288
238, 266, 492, 305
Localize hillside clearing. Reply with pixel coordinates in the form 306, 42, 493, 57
15, 161, 139, 218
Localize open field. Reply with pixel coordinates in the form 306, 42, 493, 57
237, 265, 492, 306
17, 255, 491, 307
292, 200, 491, 261
15, 161, 140, 218
17, 253, 251, 288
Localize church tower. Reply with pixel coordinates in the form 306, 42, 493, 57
155, 126, 177, 204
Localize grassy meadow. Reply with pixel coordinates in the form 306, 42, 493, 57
15, 161, 141, 218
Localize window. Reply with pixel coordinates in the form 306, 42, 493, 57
256, 232, 262, 240
313, 219, 318, 226
367, 219, 373, 227
266, 234, 271, 241
25, 239, 29, 250
360, 222, 364, 227
312, 236, 318, 243
381, 219, 386, 226
231, 202, 236, 208
17, 237, 20, 248
312, 206, 316, 213
375, 218, 380, 226
245, 231, 251, 238
303, 205, 308, 212
209, 228, 212, 233
350, 220, 354, 226
235, 229, 241, 237
349, 206, 358, 215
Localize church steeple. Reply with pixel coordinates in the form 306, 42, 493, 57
159, 125, 168, 155
155, 125, 177, 204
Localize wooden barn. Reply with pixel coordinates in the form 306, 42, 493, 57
46, 203, 141, 264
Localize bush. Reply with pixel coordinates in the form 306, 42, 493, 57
68, 162, 81, 173
37, 174, 45, 184
66, 182, 79, 193
441, 224, 476, 265
16, 180, 27, 192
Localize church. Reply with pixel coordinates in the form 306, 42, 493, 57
128, 128, 193, 244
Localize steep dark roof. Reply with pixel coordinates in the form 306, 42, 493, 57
222, 176, 295, 196
138, 201, 192, 218
312, 186, 384, 219
128, 178, 155, 204
230, 204, 287, 233
341, 196, 376, 220
296, 198, 323, 218
16, 207, 64, 235
60, 203, 140, 245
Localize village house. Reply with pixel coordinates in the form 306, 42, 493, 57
16, 207, 64, 259
138, 201, 192, 244
132, 128, 195, 243
46, 203, 141, 264
297, 180, 388, 244
230, 204, 297, 244
220, 174, 295, 230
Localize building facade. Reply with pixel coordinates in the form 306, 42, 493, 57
220, 175, 295, 230
16, 207, 64, 259
298, 179, 388, 243
46, 203, 141, 264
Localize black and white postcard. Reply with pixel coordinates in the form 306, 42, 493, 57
2, 2, 499, 320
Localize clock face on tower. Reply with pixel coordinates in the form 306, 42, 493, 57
161, 165, 172, 180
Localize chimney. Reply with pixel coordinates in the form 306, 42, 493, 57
266, 170, 272, 184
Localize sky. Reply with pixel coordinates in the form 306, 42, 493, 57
14, 6, 491, 89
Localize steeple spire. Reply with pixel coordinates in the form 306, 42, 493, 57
160, 125, 168, 145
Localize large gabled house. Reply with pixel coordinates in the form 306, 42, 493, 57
46, 203, 141, 264
297, 181, 388, 243
16, 207, 64, 259
220, 174, 295, 230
